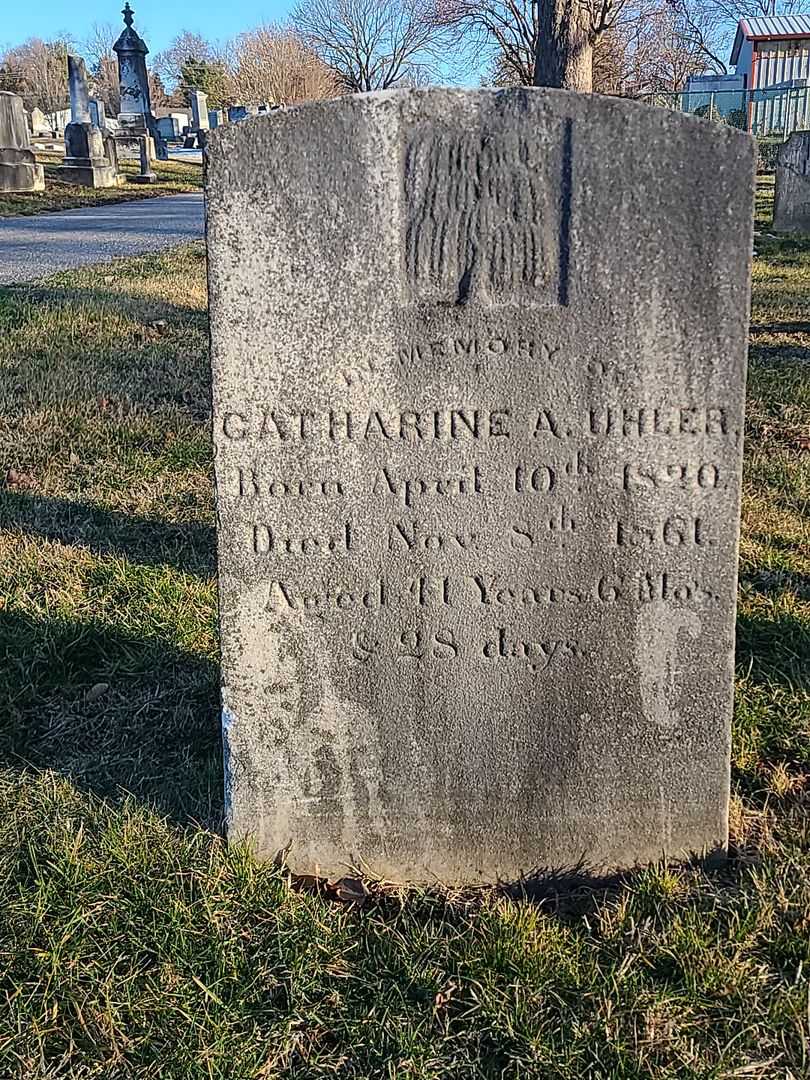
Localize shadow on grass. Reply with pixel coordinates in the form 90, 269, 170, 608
0, 275, 212, 423
750, 321, 810, 337
739, 568, 810, 602
0, 608, 222, 829
753, 231, 810, 258
736, 608, 810, 691
0, 279, 210, 327
749, 343, 810, 367
0, 491, 215, 578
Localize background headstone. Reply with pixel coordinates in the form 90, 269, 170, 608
0, 91, 31, 149
774, 131, 810, 233
156, 116, 179, 139
206, 89, 755, 883
89, 98, 107, 129
57, 55, 119, 188
190, 90, 210, 131
67, 55, 92, 125
29, 107, 50, 136
0, 91, 44, 193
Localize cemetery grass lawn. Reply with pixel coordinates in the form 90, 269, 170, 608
0, 154, 202, 217
0, 180, 807, 1077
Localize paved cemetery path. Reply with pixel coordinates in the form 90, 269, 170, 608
0, 193, 205, 285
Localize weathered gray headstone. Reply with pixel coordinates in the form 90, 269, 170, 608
774, 131, 810, 233
156, 115, 176, 140
0, 92, 32, 149
0, 91, 44, 193
206, 89, 755, 883
29, 107, 50, 137
57, 55, 120, 188
190, 90, 210, 131
68, 55, 92, 125
89, 98, 107, 129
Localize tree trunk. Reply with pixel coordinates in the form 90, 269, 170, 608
534, 0, 593, 93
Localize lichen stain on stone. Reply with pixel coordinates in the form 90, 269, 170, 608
635, 606, 702, 736
305, 673, 391, 857
230, 580, 390, 860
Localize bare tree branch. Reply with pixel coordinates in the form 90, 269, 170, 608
224, 26, 339, 104
292, 0, 445, 92
153, 31, 219, 92
0, 37, 71, 125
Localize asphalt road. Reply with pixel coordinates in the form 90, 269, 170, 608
0, 193, 205, 285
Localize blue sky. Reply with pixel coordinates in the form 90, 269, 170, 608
3, 0, 297, 55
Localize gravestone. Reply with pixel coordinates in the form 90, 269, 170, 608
209, 109, 224, 129
89, 98, 106, 129
156, 113, 190, 139
774, 131, 810, 232
29, 107, 50, 136
228, 105, 248, 123
206, 89, 755, 883
156, 116, 178, 140
113, 2, 167, 160
0, 91, 45, 192
57, 56, 120, 188
190, 90, 210, 131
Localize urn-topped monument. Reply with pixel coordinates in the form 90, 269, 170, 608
113, 3, 166, 159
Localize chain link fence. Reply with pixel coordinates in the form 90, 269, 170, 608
637, 86, 810, 167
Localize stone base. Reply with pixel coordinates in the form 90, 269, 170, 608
56, 160, 121, 188
117, 114, 168, 161
113, 137, 141, 159
0, 149, 45, 193
128, 172, 157, 184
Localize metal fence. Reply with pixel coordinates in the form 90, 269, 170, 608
638, 86, 810, 140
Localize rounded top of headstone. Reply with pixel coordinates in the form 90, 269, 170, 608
0, 89, 31, 149
113, 2, 149, 54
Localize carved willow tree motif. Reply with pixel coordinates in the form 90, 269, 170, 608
403, 129, 562, 305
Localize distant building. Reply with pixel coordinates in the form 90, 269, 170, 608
731, 15, 810, 132
731, 15, 810, 89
